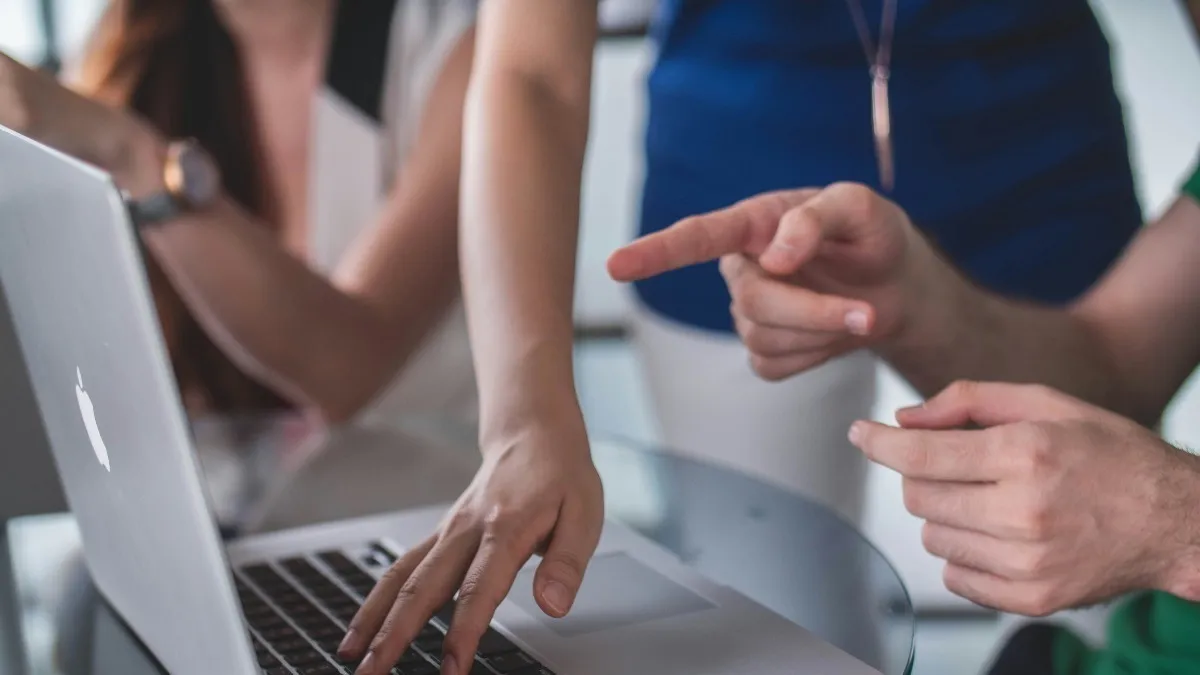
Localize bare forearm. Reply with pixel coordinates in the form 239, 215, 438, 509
880, 263, 1141, 421
141, 198, 445, 422
460, 72, 590, 437
885, 196, 1200, 427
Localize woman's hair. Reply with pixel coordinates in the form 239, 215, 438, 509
75, 0, 287, 413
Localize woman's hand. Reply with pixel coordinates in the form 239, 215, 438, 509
0, 50, 156, 182
338, 412, 603, 675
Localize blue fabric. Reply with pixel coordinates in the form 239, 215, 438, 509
636, 0, 1142, 333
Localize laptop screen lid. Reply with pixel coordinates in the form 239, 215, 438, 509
0, 127, 256, 674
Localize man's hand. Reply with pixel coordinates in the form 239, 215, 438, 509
338, 413, 604, 675
850, 381, 1200, 615
608, 183, 938, 379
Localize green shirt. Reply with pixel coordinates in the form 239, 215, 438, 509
1055, 592, 1200, 674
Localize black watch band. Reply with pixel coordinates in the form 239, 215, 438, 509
126, 192, 182, 230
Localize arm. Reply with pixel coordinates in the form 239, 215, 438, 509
117, 33, 476, 422
461, 0, 597, 442
333, 8, 607, 674
885, 194, 1200, 425
609, 182, 1200, 426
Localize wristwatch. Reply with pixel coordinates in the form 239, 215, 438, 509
126, 139, 221, 228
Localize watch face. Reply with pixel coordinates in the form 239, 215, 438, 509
164, 140, 220, 209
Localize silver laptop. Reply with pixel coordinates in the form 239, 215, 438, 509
0, 127, 880, 675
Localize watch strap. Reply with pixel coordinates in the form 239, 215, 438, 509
127, 192, 181, 229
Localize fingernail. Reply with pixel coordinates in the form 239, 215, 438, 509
442, 653, 459, 675
338, 629, 359, 656
542, 580, 571, 615
354, 651, 375, 675
845, 310, 870, 336
848, 421, 865, 445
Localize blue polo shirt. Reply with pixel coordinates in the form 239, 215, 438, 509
636, 0, 1142, 333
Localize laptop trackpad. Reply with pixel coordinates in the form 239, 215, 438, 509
511, 552, 716, 637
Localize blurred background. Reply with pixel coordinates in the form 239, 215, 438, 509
3, 0, 1200, 672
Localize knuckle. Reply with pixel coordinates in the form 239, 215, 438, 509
1012, 424, 1056, 474
945, 380, 977, 403
1018, 588, 1058, 618
829, 181, 878, 219
1011, 545, 1053, 580
442, 507, 479, 536
900, 442, 931, 475
777, 205, 812, 242
742, 324, 768, 353
941, 565, 976, 604
750, 356, 791, 382
482, 502, 519, 531
457, 582, 500, 616
733, 282, 765, 319
544, 551, 588, 583
1025, 383, 1061, 404
743, 325, 787, 356
920, 522, 948, 558
392, 581, 421, 610
902, 481, 926, 517
1013, 502, 1054, 540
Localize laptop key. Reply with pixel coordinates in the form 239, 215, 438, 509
484, 651, 538, 673
271, 637, 310, 654
475, 629, 517, 657
511, 668, 555, 675
262, 668, 290, 675
393, 662, 439, 675
258, 626, 298, 642
297, 666, 341, 675
368, 541, 399, 565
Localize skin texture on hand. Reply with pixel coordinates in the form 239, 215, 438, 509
608, 183, 936, 380
338, 416, 604, 675
849, 381, 1200, 615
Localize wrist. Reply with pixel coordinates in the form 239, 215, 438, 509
1154, 450, 1200, 601
880, 235, 967, 359
104, 118, 168, 200
477, 361, 584, 452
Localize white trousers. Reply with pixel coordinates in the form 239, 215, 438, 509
631, 304, 877, 524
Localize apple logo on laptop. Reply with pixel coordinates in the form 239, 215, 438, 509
75, 368, 110, 472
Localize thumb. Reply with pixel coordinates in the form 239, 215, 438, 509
896, 381, 1080, 429
607, 189, 818, 282
533, 500, 601, 618
758, 182, 884, 276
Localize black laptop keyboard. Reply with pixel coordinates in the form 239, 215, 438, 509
235, 541, 554, 675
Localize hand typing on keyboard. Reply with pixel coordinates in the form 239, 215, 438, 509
336, 420, 604, 675
237, 546, 555, 675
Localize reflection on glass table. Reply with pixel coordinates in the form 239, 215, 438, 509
2, 414, 914, 675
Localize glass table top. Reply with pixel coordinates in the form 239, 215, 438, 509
0, 414, 914, 675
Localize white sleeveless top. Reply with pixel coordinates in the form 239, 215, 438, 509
309, 0, 477, 426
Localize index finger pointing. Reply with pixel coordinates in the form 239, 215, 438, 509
848, 421, 1005, 482
607, 189, 817, 281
